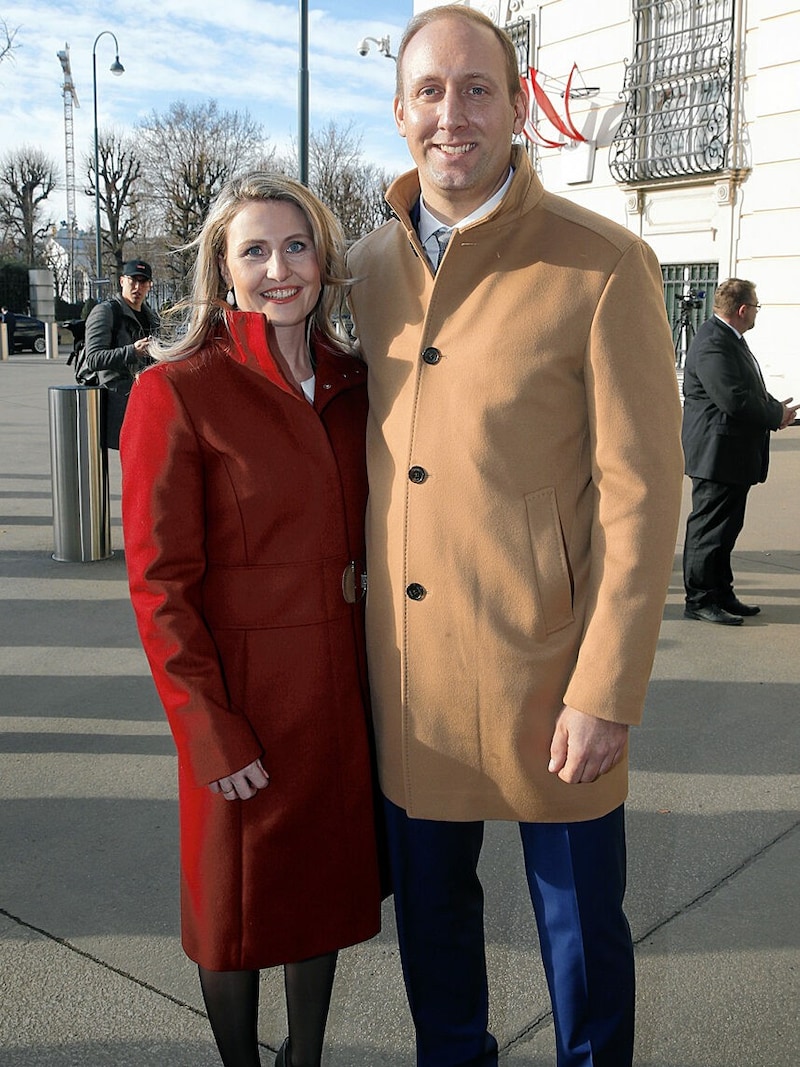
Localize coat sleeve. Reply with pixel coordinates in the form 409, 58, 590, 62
563, 239, 685, 724
691, 330, 783, 430
120, 365, 263, 786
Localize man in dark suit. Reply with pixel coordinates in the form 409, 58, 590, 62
682, 278, 797, 625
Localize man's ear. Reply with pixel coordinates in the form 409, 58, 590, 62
512, 89, 527, 137
394, 96, 407, 138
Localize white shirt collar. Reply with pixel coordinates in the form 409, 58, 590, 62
714, 313, 743, 340
418, 167, 515, 248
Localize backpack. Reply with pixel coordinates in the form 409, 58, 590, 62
67, 299, 124, 386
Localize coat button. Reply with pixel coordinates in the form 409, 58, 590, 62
406, 583, 426, 601
422, 347, 441, 365
408, 465, 428, 484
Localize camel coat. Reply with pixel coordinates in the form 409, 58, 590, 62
347, 147, 684, 824
120, 312, 382, 970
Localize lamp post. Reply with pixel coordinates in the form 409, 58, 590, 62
92, 31, 124, 297
298, 0, 309, 185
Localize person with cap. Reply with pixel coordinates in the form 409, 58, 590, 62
83, 259, 160, 448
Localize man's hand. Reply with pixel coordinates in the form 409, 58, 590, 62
209, 758, 270, 801
548, 705, 629, 784
778, 397, 799, 429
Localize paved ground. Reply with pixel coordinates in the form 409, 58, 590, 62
1, 352, 798, 1066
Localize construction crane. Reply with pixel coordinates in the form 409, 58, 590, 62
57, 43, 80, 303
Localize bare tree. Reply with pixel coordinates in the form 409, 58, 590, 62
1, 18, 19, 65
281, 121, 394, 241
138, 100, 273, 292
43, 238, 71, 304
0, 147, 58, 264
85, 129, 145, 277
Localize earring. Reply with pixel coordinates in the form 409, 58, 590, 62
226, 288, 237, 308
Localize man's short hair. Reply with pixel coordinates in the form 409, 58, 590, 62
395, 3, 521, 104
713, 278, 756, 317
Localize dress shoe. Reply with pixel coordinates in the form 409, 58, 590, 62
683, 603, 744, 626
719, 596, 760, 616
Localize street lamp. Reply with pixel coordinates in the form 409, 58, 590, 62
298, 0, 309, 185
92, 31, 124, 297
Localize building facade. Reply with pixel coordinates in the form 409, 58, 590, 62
411, 0, 800, 401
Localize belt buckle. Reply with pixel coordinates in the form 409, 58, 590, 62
342, 560, 367, 604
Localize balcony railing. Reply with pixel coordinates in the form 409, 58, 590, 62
610, 0, 734, 184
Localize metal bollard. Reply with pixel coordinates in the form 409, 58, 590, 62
0, 322, 8, 361
48, 385, 113, 562
45, 322, 60, 360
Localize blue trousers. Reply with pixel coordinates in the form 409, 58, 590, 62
383, 799, 634, 1067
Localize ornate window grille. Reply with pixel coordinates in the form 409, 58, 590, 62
505, 16, 532, 75
610, 0, 735, 184
662, 262, 719, 366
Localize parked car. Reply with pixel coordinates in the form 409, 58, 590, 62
10, 314, 47, 354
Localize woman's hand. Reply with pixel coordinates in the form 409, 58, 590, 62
209, 758, 270, 801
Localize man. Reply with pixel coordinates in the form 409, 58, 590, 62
84, 259, 158, 449
347, 6, 684, 1067
681, 278, 797, 625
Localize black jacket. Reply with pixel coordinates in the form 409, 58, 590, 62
681, 315, 783, 485
83, 294, 159, 449
84, 295, 158, 395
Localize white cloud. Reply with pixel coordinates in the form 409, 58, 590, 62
2, 0, 412, 226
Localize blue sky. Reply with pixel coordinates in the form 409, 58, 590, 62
1, 0, 414, 227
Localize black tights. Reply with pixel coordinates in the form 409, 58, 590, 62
199, 951, 338, 1067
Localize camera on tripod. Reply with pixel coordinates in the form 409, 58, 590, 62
676, 289, 705, 311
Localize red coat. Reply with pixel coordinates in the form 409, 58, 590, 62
120, 311, 382, 970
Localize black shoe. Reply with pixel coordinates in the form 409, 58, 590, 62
684, 604, 744, 626
719, 596, 761, 616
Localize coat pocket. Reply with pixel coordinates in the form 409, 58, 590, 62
524, 487, 574, 635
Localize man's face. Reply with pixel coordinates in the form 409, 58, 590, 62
120, 274, 151, 311
394, 17, 526, 224
738, 292, 759, 333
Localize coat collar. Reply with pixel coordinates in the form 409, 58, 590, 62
220, 310, 364, 411
385, 144, 545, 241
112, 292, 158, 329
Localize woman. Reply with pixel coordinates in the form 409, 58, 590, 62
120, 173, 382, 1067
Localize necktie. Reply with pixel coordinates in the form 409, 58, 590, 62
431, 227, 452, 272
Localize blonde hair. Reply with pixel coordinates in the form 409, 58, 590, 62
395, 4, 522, 104
154, 171, 352, 361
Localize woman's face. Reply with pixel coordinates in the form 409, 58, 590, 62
219, 199, 322, 328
